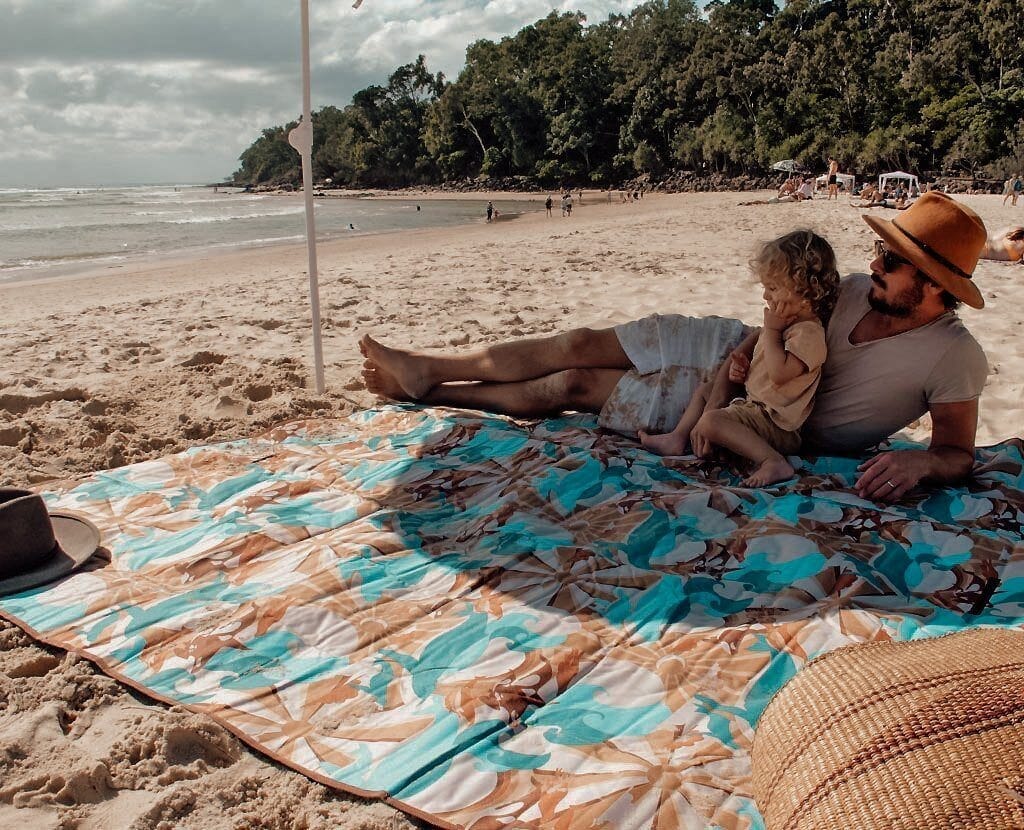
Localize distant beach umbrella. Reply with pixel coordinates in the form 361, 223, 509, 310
771, 159, 803, 174
288, 0, 325, 394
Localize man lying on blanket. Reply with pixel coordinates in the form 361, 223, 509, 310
360, 192, 988, 505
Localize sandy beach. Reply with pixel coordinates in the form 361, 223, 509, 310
1, 190, 1022, 829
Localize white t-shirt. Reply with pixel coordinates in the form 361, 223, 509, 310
801, 274, 988, 452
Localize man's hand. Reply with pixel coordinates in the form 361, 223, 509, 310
855, 400, 979, 502
855, 450, 934, 502
728, 351, 750, 384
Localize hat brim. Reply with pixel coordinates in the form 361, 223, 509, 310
863, 213, 984, 309
0, 512, 101, 596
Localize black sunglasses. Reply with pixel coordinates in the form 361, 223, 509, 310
873, 240, 913, 273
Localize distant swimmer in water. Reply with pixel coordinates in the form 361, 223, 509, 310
416, 205, 421, 211
348, 223, 355, 230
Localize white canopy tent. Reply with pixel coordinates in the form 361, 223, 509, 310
814, 172, 855, 192
878, 171, 920, 192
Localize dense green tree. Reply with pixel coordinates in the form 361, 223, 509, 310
233, 0, 1023, 188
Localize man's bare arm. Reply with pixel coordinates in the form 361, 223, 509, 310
855, 399, 978, 502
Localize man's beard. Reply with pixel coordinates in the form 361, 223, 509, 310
868, 275, 925, 318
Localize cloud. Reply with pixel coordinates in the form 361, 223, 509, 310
0, 0, 644, 186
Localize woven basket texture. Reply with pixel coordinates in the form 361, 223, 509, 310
752, 628, 1024, 830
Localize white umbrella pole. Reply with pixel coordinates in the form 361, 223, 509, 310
288, 0, 325, 394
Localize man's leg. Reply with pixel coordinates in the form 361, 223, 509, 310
360, 327, 631, 400
407, 367, 626, 418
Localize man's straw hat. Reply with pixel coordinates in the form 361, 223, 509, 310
863, 191, 987, 309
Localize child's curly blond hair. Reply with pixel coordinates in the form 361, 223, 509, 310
751, 230, 840, 324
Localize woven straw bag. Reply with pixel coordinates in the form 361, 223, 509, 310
752, 628, 1024, 829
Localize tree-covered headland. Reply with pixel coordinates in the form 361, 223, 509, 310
232, 0, 1024, 189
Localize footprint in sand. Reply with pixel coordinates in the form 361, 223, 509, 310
178, 351, 226, 368
212, 396, 249, 418
243, 384, 273, 403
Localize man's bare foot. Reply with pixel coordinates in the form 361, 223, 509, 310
361, 360, 413, 402
358, 335, 434, 400
743, 457, 795, 486
638, 429, 689, 457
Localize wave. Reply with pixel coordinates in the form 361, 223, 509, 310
206, 234, 306, 248
167, 207, 306, 224
0, 207, 307, 232
0, 250, 135, 272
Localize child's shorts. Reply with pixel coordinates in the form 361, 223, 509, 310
598, 313, 752, 434
717, 399, 802, 455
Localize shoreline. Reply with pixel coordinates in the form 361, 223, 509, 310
0, 189, 554, 287
0, 189, 639, 308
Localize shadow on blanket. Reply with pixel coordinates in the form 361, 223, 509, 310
1, 404, 1022, 830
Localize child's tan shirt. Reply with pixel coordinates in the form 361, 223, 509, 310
744, 320, 827, 432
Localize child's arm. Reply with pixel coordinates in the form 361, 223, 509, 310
705, 328, 760, 410
759, 308, 810, 386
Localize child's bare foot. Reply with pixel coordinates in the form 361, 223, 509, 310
743, 457, 795, 486
638, 429, 689, 457
358, 335, 434, 399
361, 360, 413, 402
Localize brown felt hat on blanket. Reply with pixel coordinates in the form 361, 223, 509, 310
863, 191, 987, 308
0, 487, 100, 596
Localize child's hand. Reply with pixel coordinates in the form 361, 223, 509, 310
763, 297, 803, 330
728, 351, 750, 383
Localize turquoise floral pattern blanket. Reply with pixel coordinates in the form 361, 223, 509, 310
2, 406, 1022, 830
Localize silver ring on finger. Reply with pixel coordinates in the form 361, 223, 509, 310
886, 479, 897, 489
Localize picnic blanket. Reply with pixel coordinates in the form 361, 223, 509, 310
2, 405, 1022, 830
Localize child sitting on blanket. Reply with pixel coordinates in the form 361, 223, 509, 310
639, 230, 840, 486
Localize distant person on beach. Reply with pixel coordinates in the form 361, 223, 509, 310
565, 193, 574, 216
827, 157, 840, 200
545, 195, 553, 217
893, 183, 908, 210
486, 201, 494, 222
777, 178, 799, 200
360, 193, 989, 502
981, 225, 1024, 262
638, 231, 838, 485
1013, 175, 1023, 207
1003, 177, 1014, 206
854, 184, 885, 207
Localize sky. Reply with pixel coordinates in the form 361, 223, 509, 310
0, 0, 646, 188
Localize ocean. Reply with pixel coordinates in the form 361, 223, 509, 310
0, 185, 540, 282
